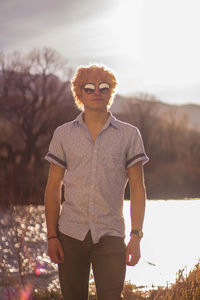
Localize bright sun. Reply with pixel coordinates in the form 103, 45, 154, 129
103, 0, 142, 60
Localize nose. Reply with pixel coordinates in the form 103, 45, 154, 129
94, 87, 101, 95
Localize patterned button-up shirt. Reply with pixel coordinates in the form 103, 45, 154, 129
45, 112, 149, 243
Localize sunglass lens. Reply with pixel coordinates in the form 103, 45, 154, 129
84, 88, 95, 94
99, 88, 109, 93
99, 82, 110, 93
84, 83, 95, 94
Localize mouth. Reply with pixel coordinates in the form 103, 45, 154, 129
92, 98, 102, 101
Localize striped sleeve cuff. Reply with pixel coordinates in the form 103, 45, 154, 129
45, 153, 67, 169
126, 153, 149, 168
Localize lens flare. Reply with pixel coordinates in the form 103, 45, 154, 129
34, 266, 41, 276
19, 282, 33, 300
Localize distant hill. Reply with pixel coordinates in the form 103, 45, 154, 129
0, 71, 199, 130
111, 94, 200, 130
177, 104, 200, 130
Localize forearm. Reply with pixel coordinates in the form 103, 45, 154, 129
130, 185, 146, 230
126, 160, 147, 266
44, 184, 62, 237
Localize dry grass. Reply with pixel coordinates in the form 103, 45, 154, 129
1, 263, 200, 299
122, 263, 200, 300
29, 263, 200, 299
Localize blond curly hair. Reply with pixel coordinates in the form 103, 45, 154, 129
71, 64, 118, 111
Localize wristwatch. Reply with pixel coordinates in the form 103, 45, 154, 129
130, 229, 143, 239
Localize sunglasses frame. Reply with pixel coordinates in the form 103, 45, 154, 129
83, 82, 110, 94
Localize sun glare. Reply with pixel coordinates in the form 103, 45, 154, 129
105, 0, 142, 60
45, 0, 142, 66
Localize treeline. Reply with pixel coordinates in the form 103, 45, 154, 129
0, 48, 199, 206
0, 48, 79, 207
114, 97, 200, 199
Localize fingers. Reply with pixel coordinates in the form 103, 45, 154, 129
126, 253, 140, 266
48, 239, 64, 264
54, 248, 64, 264
57, 243, 65, 263
126, 244, 141, 266
125, 248, 130, 264
50, 249, 64, 264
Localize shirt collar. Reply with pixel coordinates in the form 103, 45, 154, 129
108, 111, 119, 129
73, 111, 119, 129
73, 111, 85, 126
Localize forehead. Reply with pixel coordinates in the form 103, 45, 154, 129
81, 69, 111, 84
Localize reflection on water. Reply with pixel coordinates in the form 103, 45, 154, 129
124, 199, 200, 289
0, 200, 200, 297
0, 206, 60, 298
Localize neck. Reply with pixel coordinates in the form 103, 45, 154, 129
83, 109, 109, 126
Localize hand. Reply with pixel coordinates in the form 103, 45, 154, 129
126, 235, 141, 266
48, 238, 64, 264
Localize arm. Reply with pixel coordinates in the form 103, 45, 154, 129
44, 163, 65, 263
126, 161, 146, 266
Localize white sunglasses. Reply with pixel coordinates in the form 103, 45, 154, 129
83, 82, 110, 94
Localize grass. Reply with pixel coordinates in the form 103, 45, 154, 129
122, 263, 200, 300
20, 262, 200, 300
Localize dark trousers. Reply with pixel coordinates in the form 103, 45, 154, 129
58, 230, 126, 300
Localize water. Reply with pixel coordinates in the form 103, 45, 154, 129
124, 199, 200, 288
0, 199, 200, 295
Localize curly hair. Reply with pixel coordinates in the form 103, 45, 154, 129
71, 64, 118, 111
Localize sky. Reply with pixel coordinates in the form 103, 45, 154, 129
1, 0, 200, 105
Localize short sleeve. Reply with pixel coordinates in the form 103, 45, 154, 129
45, 128, 67, 169
126, 127, 149, 169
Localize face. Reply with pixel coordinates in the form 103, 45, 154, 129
79, 70, 112, 112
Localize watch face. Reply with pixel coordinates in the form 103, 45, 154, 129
138, 230, 143, 238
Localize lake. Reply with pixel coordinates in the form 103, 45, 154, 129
124, 199, 200, 288
0, 199, 200, 294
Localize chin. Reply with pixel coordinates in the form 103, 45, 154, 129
87, 106, 107, 112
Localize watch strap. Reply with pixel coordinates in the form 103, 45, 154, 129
130, 229, 143, 239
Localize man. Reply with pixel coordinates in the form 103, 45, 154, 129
44, 64, 149, 300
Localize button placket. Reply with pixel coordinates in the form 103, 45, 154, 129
88, 140, 99, 224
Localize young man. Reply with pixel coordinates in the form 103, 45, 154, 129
44, 64, 149, 300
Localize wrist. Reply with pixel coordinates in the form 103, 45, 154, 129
47, 229, 58, 238
47, 235, 58, 241
130, 229, 143, 240
130, 233, 141, 243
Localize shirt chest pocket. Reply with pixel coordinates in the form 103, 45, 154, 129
103, 149, 124, 160
99, 143, 126, 169
100, 152, 125, 174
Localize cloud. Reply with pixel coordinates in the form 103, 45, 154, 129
0, 0, 117, 49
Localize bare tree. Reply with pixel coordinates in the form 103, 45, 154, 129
0, 48, 79, 205
0, 48, 77, 170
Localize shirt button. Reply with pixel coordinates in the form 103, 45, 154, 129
94, 150, 97, 152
